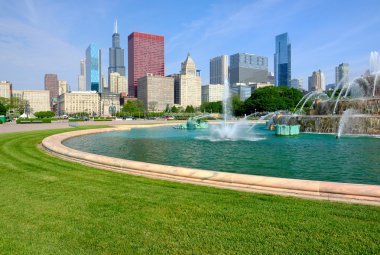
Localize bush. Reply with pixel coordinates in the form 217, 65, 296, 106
34, 111, 55, 118
16, 118, 52, 124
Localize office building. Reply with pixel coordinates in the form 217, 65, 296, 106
308, 70, 325, 92
231, 84, 252, 101
44, 74, 59, 103
100, 92, 120, 116
86, 44, 102, 92
274, 33, 291, 87
109, 20, 126, 84
210, 55, 228, 84
58, 91, 100, 116
109, 72, 127, 94
59, 80, 68, 96
0, 81, 12, 98
291, 78, 303, 90
172, 54, 202, 107
22, 90, 50, 113
78, 59, 86, 91
201, 84, 225, 103
250, 82, 274, 91
229, 53, 268, 85
138, 74, 174, 112
128, 32, 164, 97
335, 63, 349, 88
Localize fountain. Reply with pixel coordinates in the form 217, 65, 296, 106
336, 109, 356, 138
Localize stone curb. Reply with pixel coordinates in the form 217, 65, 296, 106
41, 125, 380, 206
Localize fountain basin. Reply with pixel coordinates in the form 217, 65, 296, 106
275, 125, 300, 136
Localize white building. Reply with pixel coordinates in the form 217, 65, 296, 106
173, 53, 202, 108
22, 90, 51, 113
201, 84, 224, 103
109, 72, 127, 94
210, 55, 228, 85
290, 78, 303, 90
78, 59, 86, 91
308, 70, 325, 92
59, 80, 68, 96
58, 91, 100, 116
138, 74, 174, 112
0, 81, 12, 99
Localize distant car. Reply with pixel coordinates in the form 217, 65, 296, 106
62, 115, 68, 119
148, 117, 157, 120
123, 116, 134, 120
164, 116, 175, 120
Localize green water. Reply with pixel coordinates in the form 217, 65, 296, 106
63, 125, 380, 185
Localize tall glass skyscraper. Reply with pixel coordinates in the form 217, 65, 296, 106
86, 44, 101, 92
274, 33, 291, 87
108, 20, 125, 82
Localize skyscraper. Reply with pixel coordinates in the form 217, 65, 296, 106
335, 63, 349, 88
291, 78, 303, 90
44, 74, 59, 104
210, 55, 228, 84
78, 59, 86, 91
229, 53, 268, 85
128, 32, 164, 97
86, 44, 101, 92
108, 20, 125, 83
274, 33, 291, 87
308, 70, 325, 92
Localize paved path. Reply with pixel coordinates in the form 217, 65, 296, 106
0, 120, 182, 134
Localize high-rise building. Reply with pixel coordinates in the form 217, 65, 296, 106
231, 84, 252, 101
335, 63, 349, 88
138, 74, 174, 112
86, 44, 101, 92
109, 72, 127, 94
22, 90, 51, 113
274, 33, 291, 87
78, 59, 86, 91
210, 55, 228, 84
229, 53, 268, 85
291, 78, 303, 90
44, 74, 59, 102
0, 81, 12, 99
201, 84, 225, 103
172, 54, 202, 107
58, 80, 68, 96
58, 91, 100, 116
128, 32, 164, 97
109, 20, 125, 85
308, 70, 325, 92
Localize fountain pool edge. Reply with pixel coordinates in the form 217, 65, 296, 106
41, 125, 380, 206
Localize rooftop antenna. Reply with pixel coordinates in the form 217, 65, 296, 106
114, 19, 118, 34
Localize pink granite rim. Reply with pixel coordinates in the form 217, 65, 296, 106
41, 125, 380, 205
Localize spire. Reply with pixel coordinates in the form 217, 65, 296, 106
114, 19, 118, 34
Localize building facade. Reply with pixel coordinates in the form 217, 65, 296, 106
78, 59, 86, 91
137, 74, 174, 112
210, 55, 228, 85
229, 53, 268, 85
201, 84, 224, 103
128, 32, 164, 97
59, 80, 68, 96
173, 54, 202, 107
274, 33, 291, 87
109, 72, 127, 94
0, 81, 12, 98
44, 74, 59, 104
308, 70, 325, 92
231, 84, 252, 101
86, 44, 102, 92
22, 90, 50, 113
335, 63, 349, 88
290, 78, 303, 90
109, 20, 126, 85
100, 92, 120, 116
58, 91, 100, 116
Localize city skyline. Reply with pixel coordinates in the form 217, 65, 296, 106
1, 0, 380, 90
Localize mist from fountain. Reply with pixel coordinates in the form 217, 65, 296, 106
370, 51, 380, 97
337, 109, 356, 138
298, 91, 328, 113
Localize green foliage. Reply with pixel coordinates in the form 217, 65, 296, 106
231, 95, 245, 116
16, 118, 52, 124
244, 86, 303, 113
171, 105, 179, 113
122, 99, 145, 117
34, 111, 55, 118
185, 105, 195, 113
0, 128, 379, 254
200, 101, 222, 113
0, 102, 6, 115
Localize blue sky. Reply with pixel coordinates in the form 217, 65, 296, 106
1, 0, 380, 91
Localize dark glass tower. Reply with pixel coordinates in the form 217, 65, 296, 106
274, 33, 291, 87
108, 20, 125, 83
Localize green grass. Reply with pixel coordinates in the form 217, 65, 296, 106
0, 126, 379, 255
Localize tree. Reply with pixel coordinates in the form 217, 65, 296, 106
244, 86, 303, 113
200, 101, 222, 113
164, 104, 171, 113
171, 105, 179, 113
34, 111, 55, 118
185, 105, 195, 113
231, 95, 245, 116
0, 102, 6, 116
122, 99, 145, 116
148, 101, 158, 112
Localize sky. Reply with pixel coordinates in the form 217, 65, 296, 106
1, 0, 380, 91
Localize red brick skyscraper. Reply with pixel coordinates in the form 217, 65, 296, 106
44, 73, 59, 105
128, 32, 164, 97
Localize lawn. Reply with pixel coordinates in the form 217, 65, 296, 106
0, 126, 379, 254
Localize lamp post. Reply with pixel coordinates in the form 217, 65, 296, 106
109, 101, 116, 117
